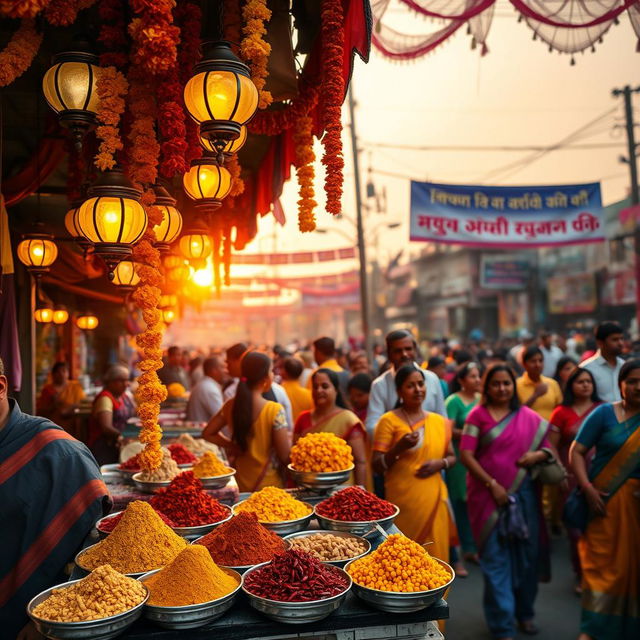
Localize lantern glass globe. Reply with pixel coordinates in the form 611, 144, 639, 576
34, 307, 54, 323
76, 314, 99, 330
76, 196, 147, 245
52, 309, 69, 324
17, 237, 58, 269
179, 233, 212, 261
42, 61, 100, 115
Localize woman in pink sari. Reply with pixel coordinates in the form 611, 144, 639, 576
460, 364, 552, 640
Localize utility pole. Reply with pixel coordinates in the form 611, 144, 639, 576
612, 85, 640, 331
348, 85, 372, 359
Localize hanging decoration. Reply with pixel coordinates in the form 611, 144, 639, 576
240, 0, 273, 110
293, 106, 317, 232
16, 233, 58, 276
0, 1, 49, 19
152, 184, 183, 251
98, 0, 128, 69
321, 0, 346, 216
44, 0, 95, 26
94, 67, 128, 170
0, 19, 42, 88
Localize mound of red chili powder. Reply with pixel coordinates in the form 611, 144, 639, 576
244, 549, 349, 602
98, 508, 176, 533
118, 453, 141, 471
167, 443, 197, 465
196, 512, 285, 566
150, 471, 228, 527
315, 486, 396, 521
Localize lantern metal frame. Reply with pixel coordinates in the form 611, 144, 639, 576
76, 169, 147, 279
42, 40, 100, 149
184, 41, 258, 158
152, 185, 183, 253
183, 156, 232, 212
199, 125, 247, 157
111, 260, 141, 292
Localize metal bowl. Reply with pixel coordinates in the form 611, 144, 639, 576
75, 543, 158, 579
118, 468, 139, 484
345, 558, 454, 613
314, 504, 400, 537
177, 463, 195, 470
287, 464, 354, 491
27, 578, 148, 640
95, 511, 123, 538
231, 500, 314, 536
242, 563, 351, 624
283, 530, 371, 568
191, 535, 285, 574
132, 472, 174, 494
138, 567, 241, 629
194, 469, 236, 489
171, 505, 233, 539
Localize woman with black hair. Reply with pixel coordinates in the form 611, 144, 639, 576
203, 351, 291, 492
553, 355, 578, 391
460, 364, 553, 640
372, 365, 456, 564
549, 367, 601, 592
570, 359, 640, 640
294, 368, 368, 487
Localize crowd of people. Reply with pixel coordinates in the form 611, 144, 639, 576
6, 320, 638, 640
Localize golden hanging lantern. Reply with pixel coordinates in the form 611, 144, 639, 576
182, 157, 232, 211
76, 169, 147, 278
111, 260, 141, 291
17, 233, 58, 276
152, 185, 183, 253
162, 307, 177, 324
183, 41, 258, 159
34, 306, 54, 323
163, 254, 186, 270
159, 294, 178, 309
168, 264, 192, 282
179, 231, 212, 262
42, 40, 100, 148
52, 307, 69, 324
76, 313, 99, 330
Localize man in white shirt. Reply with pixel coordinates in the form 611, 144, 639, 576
186, 357, 226, 422
580, 321, 625, 403
539, 331, 564, 378
365, 329, 446, 437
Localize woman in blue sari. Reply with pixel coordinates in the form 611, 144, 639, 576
570, 359, 640, 640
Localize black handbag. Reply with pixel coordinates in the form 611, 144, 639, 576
563, 486, 589, 533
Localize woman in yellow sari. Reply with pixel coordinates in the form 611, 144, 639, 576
570, 359, 640, 640
203, 351, 291, 492
294, 368, 368, 487
372, 365, 456, 563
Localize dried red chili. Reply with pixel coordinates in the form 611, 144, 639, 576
118, 453, 142, 471
315, 486, 396, 521
243, 549, 349, 601
150, 471, 229, 527
196, 512, 285, 566
98, 508, 176, 533
167, 443, 197, 465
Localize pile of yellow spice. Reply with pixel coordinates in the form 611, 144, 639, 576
347, 534, 451, 592
290, 432, 354, 472
78, 501, 187, 574
32, 565, 146, 622
234, 486, 311, 522
144, 545, 239, 606
192, 451, 232, 478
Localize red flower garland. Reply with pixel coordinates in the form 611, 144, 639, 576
44, 0, 94, 26
129, 0, 179, 76
320, 0, 345, 216
0, 18, 41, 88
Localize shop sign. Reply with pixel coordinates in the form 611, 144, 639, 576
480, 254, 530, 290
410, 181, 604, 247
602, 269, 636, 306
547, 274, 597, 314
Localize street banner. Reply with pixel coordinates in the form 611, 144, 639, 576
480, 255, 530, 290
234, 247, 356, 265
410, 181, 604, 248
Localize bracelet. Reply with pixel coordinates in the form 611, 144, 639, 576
442, 458, 449, 470
485, 478, 496, 488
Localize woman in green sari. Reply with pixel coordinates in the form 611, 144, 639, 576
445, 361, 481, 576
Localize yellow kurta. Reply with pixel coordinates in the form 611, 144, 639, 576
373, 411, 452, 563
306, 358, 344, 390
281, 380, 312, 423
223, 400, 286, 492
516, 373, 562, 421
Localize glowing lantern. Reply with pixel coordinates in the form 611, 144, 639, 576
182, 157, 232, 211
183, 41, 258, 156
159, 294, 178, 309
168, 264, 192, 282
152, 185, 183, 253
163, 254, 186, 270
17, 234, 58, 276
34, 306, 54, 323
76, 169, 147, 278
42, 40, 100, 148
52, 307, 69, 324
199, 125, 247, 155
76, 313, 99, 330
179, 231, 212, 262
162, 307, 177, 324
112, 260, 141, 290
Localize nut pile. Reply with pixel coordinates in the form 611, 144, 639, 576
31, 565, 146, 622
287, 533, 368, 561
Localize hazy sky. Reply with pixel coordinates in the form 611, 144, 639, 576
232, 1, 640, 280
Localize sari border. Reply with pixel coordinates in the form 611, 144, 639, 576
595, 416, 640, 498
479, 412, 516, 448
462, 423, 479, 438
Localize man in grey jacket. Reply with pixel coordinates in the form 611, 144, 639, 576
365, 329, 446, 437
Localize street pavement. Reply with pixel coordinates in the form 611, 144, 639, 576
446, 533, 581, 639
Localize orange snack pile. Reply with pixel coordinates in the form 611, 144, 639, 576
192, 451, 232, 478
290, 432, 353, 472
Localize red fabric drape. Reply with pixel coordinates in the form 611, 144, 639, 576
2, 136, 66, 207
399, 0, 495, 20
510, 0, 637, 28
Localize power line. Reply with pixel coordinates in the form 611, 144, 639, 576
362, 141, 623, 152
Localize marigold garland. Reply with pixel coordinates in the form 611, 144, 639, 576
94, 67, 128, 171
98, 0, 128, 69
0, 19, 42, 88
240, 0, 273, 110
320, 0, 345, 216
44, 0, 94, 26
0, 0, 49, 18
129, 0, 179, 76
294, 111, 317, 232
